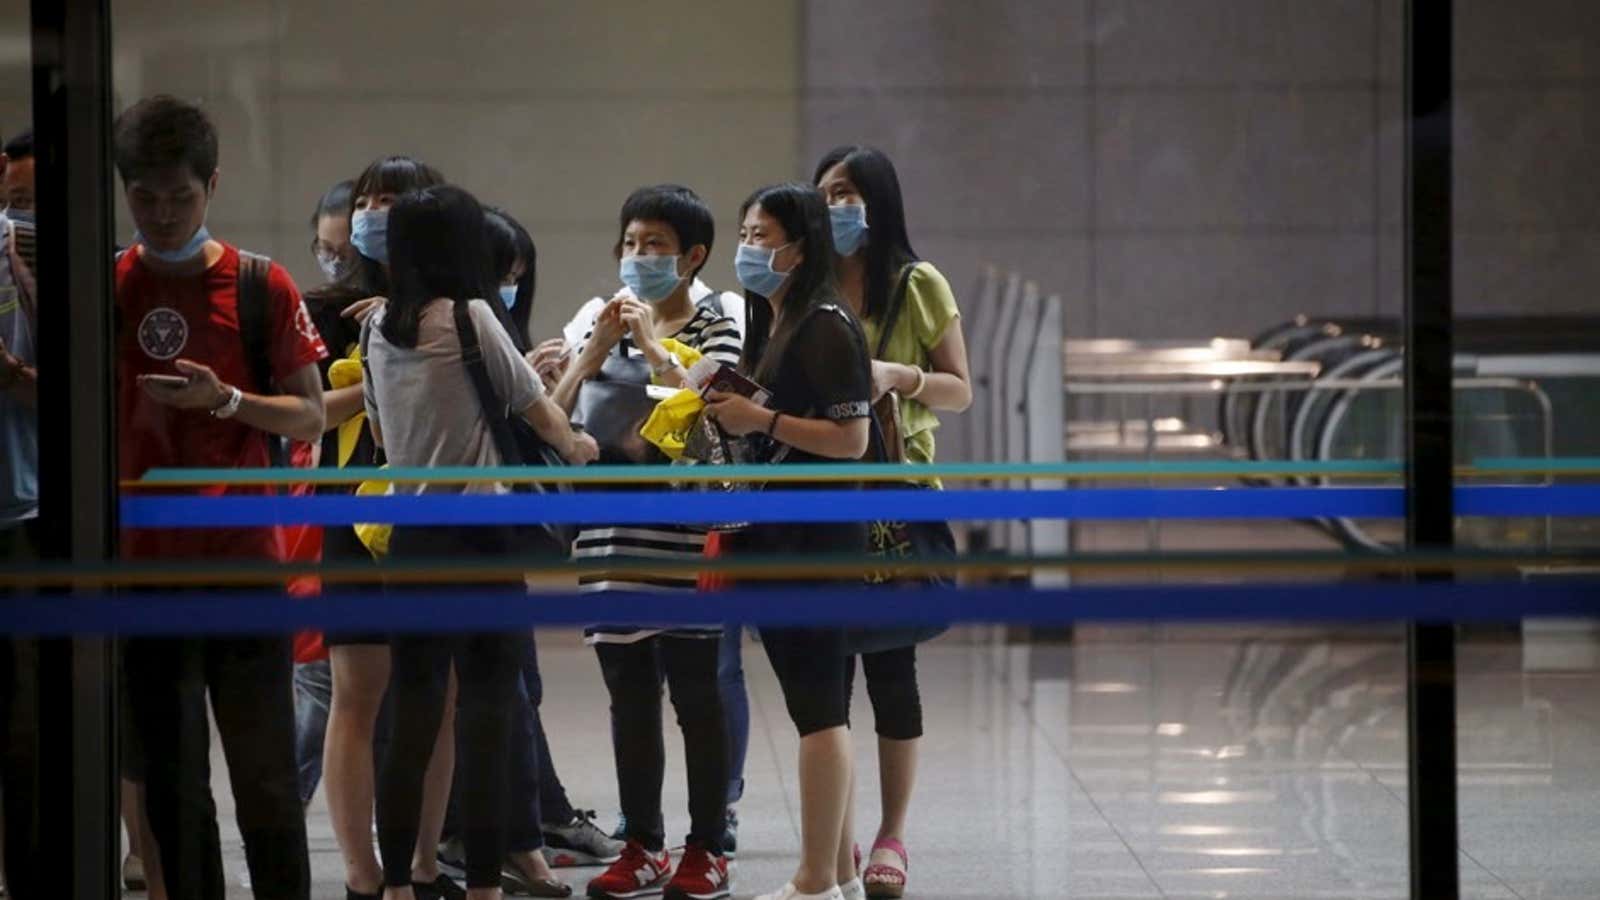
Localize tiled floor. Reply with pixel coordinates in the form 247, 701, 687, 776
190, 625, 1599, 899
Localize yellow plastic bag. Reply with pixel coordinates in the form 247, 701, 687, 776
329, 351, 368, 468
639, 388, 706, 460
353, 474, 393, 559
655, 338, 703, 383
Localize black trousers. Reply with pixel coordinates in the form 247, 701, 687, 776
122, 635, 310, 900
442, 636, 572, 852
730, 523, 859, 738
761, 627, 851, 737
846, 645, 924, 740
595, 635, 728, 853
378, 630, 527, 888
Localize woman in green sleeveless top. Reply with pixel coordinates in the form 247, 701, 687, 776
814, 146, 973, 899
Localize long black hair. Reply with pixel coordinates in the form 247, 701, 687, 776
382, 184, 498, 350
812, 145, 920, 323
484, 206, 537, 350
738, 182, 843, 385
307, 156, 447, 313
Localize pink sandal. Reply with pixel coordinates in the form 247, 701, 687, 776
862, 838, 909, 899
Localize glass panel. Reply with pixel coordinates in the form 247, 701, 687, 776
1451, 1, 1600, 896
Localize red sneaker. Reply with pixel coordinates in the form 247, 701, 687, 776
665, 844, 731, 900
586, 840, 671, 899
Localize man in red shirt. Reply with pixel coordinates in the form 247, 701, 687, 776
114, 95, 325, 900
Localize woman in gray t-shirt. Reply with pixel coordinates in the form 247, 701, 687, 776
359, 183, 595, 897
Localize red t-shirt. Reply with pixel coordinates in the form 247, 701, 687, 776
117, 243, 328, 562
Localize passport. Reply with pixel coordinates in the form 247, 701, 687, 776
685, 358, 771, 407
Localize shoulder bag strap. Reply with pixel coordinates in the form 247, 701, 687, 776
700, 289, 726, 319
452, 299, 527, 471
875, 262, 918, 359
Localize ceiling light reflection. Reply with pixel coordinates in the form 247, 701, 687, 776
1075, 681, 1141, 694
1158, 790, 1274, 805
1158, 825, 1275, 837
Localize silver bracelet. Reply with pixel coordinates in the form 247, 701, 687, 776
211, 385, 244, 419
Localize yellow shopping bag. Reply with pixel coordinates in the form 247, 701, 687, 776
352, 471, 393, 559
329, 351, 368, 469
655, 338, 703, 382
638, 388, 706, 461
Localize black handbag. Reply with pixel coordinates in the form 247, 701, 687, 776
574, 294, 735, 464
451, 300, 573, 554
844, 281, 954, 656
845, 412, 955, 654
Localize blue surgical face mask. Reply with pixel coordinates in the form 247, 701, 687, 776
829, 203, 868, 256
734, 241, 794, 297
499, 284, 519, 310
619, 254, 684, 303
350, 209, 389, 265
137, 223, 213, 265
317, 250, 352, 282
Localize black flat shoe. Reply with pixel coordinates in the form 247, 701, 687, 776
346, 887, 381, 900
502, 859, 574, 898
413, 874, 467, 900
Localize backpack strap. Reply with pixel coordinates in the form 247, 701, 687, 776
237, 251, 275, 396
236, 250, 286, 470
6, 224, 35, 331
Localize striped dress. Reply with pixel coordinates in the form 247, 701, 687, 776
568, 293, 743, 644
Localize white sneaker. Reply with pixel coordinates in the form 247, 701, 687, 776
839, 877, 866, 900
754, 883, 845, 900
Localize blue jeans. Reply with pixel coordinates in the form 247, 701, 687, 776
293, 657, 391, 808
522, 645, 577, 826
718, 630, 749, 806
291, 660, 331, 807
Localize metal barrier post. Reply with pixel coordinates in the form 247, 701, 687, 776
1003, 283, 1040, 553
1026, 295, 1068, 586
984, 274, 1024, 551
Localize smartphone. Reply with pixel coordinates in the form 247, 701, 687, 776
140, 374, 191, 389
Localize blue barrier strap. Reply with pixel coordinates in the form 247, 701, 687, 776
122, 486, 1403, 527
3, 581, 1597, 636
1456, 484, 1600, 516
118, 485, 1600, 529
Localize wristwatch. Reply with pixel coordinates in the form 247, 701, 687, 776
211, 385, 244, 419
650, 356, 678, 379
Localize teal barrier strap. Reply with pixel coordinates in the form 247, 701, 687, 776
130, 457, 1600, 486
134, 459, 1409, 485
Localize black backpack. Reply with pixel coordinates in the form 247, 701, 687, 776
235, 251, 288, 468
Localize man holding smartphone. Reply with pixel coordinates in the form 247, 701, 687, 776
114, 95, 325, 900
